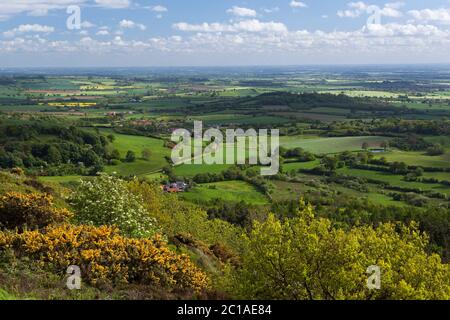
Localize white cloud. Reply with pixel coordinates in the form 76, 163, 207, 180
227, 6, 257, 17
408, 8, 450, 25
262, 7, 280, 14
0, 0, 86, 20
290, 1, 307, 8
2, 21, 450, 66
96, 30, 110, 36
81, 21, 96, 29
338, 1, 403, 19
3, 24, 55, 37
0, 0, 132, 20
150, 5, 168, 12
381, 2, 404, 18
95, 0, 131, 9
119, 19, 146, 30
364, 23, 443, 37
173, 19, 288, 33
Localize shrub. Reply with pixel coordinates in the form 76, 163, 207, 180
210, 243, 240, 267
125, 150, 136, 162
426, 144, 445, 156
0, 192, 72, 231
69, 174, 159, 238
10, 167, 24, 176
0, 224, 209, 292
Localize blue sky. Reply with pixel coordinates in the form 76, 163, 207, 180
0, 0, 450, 66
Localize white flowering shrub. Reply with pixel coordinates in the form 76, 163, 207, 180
69, 174, 160, 238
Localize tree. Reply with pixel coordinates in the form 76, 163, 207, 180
46, 146, 62, 164
380, 140, 390, 151
426, 144, 445, 156
125, 150, 136, 162
107, 134, 116, 143
414, 167, 424, 177
228, 200, 450, 300
69, 174, 160, 238
321, 156, 339, 172
141, 148, 152, 160
110, 149, 121, 160
362, 142, 369, 150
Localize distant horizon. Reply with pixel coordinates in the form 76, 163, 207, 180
2, 63, 450, 70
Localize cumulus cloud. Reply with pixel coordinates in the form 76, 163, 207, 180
2, 20, 450, 66
227, 6, 257, 17
81, 21, 96, 29
149, 5, 168, 12
290, 1, 308, 8
119, 19, 146, 30
364, 23, 443, 37
3, 24, 55, 37
0, 0, 86, 19
337, 1, 404, 19
0, 0, 132, 20
95, 0, 131, 9
96, 30, 110, 36
262, 7, 280, 14
408, 8, 450, 25
173, 19, 288, 33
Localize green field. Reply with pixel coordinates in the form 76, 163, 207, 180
280, 136, 386, 154
182, 180, 268, 205
173, 164, 233, 178
282, 160, 321, 172
376, 150, 450, 168
338, 168, 449, 194
100, 130, 170, 176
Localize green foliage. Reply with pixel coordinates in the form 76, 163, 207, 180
227, 200, 450, 300
0, 121, 108, 175
426, 143, 445, 156
141, 148, 152, 160
125, 150, 136, 162
127, 179, 244, 252
69, 174, 159, 238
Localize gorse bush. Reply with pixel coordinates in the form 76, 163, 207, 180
0, 224, 209, 292
69, 174, 159, 238
0, 192, 72, 231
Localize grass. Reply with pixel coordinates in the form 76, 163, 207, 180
280, 136, 386, 154
272, 176, 408, 206
376, 150, 450, 168
319, 90, 400, 98
182, 180, 269, 205
282, 160, 321, 172
338, 168, 450, 194
99, 129, 170, 176
38, 175, 83, 183
0, 289, 18, 300
173, 164, 233, 178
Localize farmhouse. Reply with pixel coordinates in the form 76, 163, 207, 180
161, 181, 188, 193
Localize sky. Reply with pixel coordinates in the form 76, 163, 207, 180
0, 0, 450, 67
